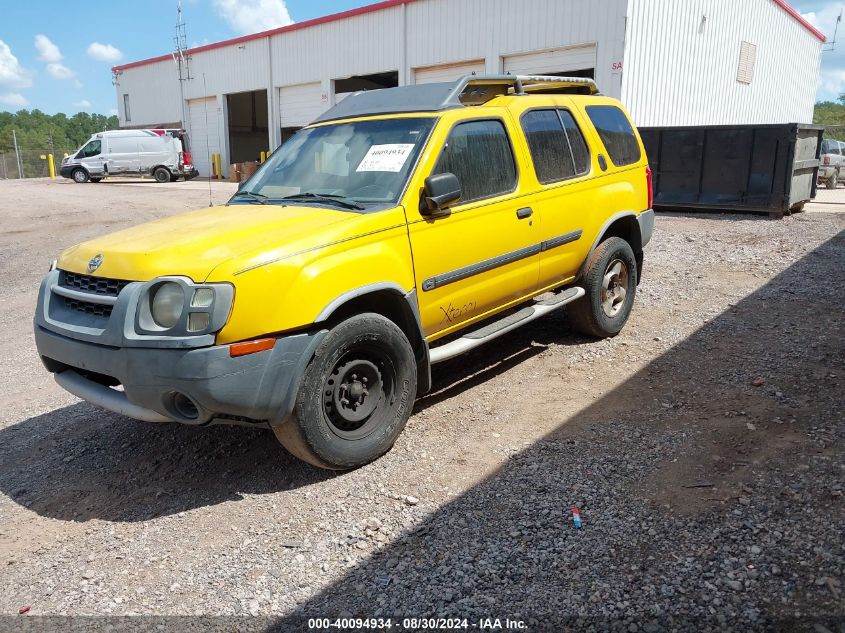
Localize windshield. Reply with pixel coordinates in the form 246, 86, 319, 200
232, 117, 435, 211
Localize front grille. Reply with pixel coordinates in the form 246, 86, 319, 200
62, 297, 114, 317
59, 270, 131, 297
57, 270, 134, 318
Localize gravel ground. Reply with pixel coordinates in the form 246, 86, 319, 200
0, 178, 843, 632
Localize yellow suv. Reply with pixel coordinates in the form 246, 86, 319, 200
34, 75, 654, 470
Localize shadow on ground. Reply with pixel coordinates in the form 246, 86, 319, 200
255, 231, 843, 631
0, 302, 585, 522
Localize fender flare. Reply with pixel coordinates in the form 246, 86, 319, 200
314, 282, 432, 395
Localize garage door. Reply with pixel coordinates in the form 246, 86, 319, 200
503, 45, 596, 76
413, 59, 486, 84
279, 82, 324, 128
187, 97, 223, 177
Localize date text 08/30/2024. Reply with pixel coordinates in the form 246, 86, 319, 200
308, 617, 528, 630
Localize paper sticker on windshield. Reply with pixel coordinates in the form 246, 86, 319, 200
356, 144, 415, 172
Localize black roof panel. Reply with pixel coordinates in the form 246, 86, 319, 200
313, 82, 459, 124
311, 74, 600, 125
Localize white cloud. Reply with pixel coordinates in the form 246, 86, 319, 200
87, 42, 123, 63
34, 34, 62, 63
0, 40, 31, 88
0, 92, 28, 107
74, 99, 92, 109
108, 108, 119, 116
47, 63, 75, 80
214, 0, 294, 35
802, 7, 845, 102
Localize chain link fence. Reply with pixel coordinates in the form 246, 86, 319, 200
822, 125, 845, 142
0, 149, 76, 179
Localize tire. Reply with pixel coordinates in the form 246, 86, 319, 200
71, 168, 89, 183
826, 171, 838, 190
90, 177, 102, 183
274, 313, 417, 470
153, 167, 171, 183
569, 236, 638, 338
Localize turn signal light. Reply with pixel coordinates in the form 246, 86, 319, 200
229, 338, 275, 357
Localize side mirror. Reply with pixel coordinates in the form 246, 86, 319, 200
422, 172, 461, 215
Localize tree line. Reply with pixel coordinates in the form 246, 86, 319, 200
814, 94, 845, 140
0, 109, 120, 153
1, 95, 843, 154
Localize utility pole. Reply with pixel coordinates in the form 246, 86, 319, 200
173, 1, 192, 130
12, 129, 23, 179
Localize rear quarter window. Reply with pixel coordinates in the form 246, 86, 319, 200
586, 105, 641, 167
521, 109, 590, 184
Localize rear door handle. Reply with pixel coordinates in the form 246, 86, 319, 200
516, 207, 533, 220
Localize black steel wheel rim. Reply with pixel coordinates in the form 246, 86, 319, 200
322, 345, 395, 440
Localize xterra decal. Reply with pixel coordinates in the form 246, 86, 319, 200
439, 300, 477, 326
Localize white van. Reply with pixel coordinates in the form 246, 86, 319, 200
60, 129, 198, 183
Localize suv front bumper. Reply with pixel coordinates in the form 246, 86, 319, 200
818, 165, 836, 179
35, 324, 325, 426
34, 270, 326, 425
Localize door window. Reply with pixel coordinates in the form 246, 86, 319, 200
433, 119, 517, 204
586, 105, 641, 167
521, 109, 590, 183
77, 140, 102, 158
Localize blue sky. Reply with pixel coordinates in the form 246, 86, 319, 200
0, 0, 843, 115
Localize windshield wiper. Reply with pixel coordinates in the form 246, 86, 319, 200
230, 190, 269, 205
279, 192, 365, 211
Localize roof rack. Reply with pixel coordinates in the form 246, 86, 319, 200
312, 74, 600, 124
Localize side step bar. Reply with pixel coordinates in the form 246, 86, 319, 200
429, 286, 585, 364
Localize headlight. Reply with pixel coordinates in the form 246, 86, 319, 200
151, 282, 184, 328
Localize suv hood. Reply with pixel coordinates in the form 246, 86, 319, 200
57, 204, 377, 282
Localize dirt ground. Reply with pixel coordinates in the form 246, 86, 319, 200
0, 178, 842, 631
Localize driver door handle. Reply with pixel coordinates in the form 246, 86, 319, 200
516, 207, 533, 220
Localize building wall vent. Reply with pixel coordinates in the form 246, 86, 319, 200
737, 41, 757, 85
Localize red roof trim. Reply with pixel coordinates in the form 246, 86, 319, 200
112, 0, 415, 72
771, 0, 826, 42
113, 0, 824, 72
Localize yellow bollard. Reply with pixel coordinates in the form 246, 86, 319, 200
48, 153, 55, 179
259, 151, 266, 164
211, 154, 217, 180
215, 153, 223, 180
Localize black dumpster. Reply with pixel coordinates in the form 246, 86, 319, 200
639, 124, 823, 217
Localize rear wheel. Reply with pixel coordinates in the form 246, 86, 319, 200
71, 168, 89, 183
153, 167, 171, 183
274, 313, 417, 470
569, 236, 638, 338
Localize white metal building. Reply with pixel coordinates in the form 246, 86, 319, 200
112, 0, 825, 177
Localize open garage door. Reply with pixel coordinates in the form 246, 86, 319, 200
227, 90, 268, 164
413, 60, 486, 84
503, 45, 596, 77
187, 97, 222, 177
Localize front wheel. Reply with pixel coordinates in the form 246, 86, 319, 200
274, 313, 417, 470
568, 236, 638, 338
71, 168, 89, 183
